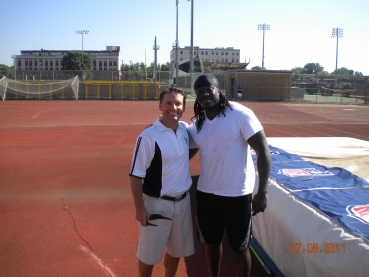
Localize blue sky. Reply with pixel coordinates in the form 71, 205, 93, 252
1, 0, 368, 75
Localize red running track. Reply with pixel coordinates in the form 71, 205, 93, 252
0, 101, 368, 277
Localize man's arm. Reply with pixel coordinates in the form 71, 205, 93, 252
130, 176, 149, 226
247, 130, 271, 216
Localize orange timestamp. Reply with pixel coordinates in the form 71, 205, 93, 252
290, 242, 346, 254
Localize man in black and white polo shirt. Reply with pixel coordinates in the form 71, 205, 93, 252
129, 87, 194, 277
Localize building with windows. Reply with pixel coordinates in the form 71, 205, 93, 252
169, 46, 248, 83
14, 46, 121, 80
170, 46, 241, 63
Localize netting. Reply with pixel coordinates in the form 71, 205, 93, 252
0, 76, 79, 101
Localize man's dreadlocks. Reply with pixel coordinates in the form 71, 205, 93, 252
191, 91, 232, 133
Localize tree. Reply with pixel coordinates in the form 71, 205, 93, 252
0, 64, 13, 78
158, 62, 170, 71
331, 67, 350, 76
251, 66, 263, 70
301, 63, 324, 74
291, 67, 303, 81
354, 71, 364, 76
62, 51, 93, 70
317, 71, 330, 78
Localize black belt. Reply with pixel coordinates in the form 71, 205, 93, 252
161, 191, 188, 202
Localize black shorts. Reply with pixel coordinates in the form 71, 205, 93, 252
196, 190, 252, 251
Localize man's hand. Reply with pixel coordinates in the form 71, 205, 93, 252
136, 206, 150, 227
252, 191, 268, 216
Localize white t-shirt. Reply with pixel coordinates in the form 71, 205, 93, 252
129, 117, 192, 197
188, 102, 263, 196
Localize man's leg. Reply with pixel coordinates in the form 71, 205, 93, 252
138, 260, 154, 277
234, 247, 251, 277
163, 252, 180, 277
205, 242, 223, 277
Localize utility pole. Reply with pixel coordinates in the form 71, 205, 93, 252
153, 36, 160, 82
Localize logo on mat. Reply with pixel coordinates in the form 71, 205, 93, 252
347, 205, 369, 225
278, 168, 334, 177
250, 149, 280, 155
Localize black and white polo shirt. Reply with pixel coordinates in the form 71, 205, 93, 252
129, 117, 192, 197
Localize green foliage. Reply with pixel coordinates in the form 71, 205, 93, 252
291, 67, 303, 81
158, 62, 170, 71
62, 51, 93, 70
0, 64, 13, 78
317, 71, 330, 78
121, 62, 151, 80
331, 67, 361, 77
251, 66, 263, 70
301, 63, 324, 74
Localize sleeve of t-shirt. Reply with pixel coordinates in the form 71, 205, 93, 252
188, 122, 198, 149
129, 134, 154, 178
239, 108, 263, 141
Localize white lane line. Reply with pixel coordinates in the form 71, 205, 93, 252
80, 245, 117, 277
33, 108, 57, 118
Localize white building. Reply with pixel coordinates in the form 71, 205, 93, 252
14, 46, 121, 72
170, 46, 241, 63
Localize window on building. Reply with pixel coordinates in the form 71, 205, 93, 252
236, 53, 239, 56
221, 52, 224, 55
226, 58, 228, 62
201, 51, 204, 55
216, 52, 218, 55
205, 51, 208, 55
180, 51, 183, 54
212, 51, 214, 55
226, 52, 228, 55
50, 59, 53, 70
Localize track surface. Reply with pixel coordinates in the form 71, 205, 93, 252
0, 101, 368, 277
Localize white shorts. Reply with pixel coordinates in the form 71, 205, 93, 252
238, 93, 242, 98
137, 193, 194, 265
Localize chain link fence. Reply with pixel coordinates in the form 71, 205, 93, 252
3, 69, 170, 83
290, 87, 368, 105
2, 69, 368, 104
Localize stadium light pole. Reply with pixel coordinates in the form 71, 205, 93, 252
174, 0, 179, 85
188, 0, 194, 74
75, 30, 89, 71
331, 27, 343, 87
11, 54, 16, 81
257, 24, 270, 70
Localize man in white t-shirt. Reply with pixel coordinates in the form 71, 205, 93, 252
129, 87, 194, 277
188, 74, 271, 277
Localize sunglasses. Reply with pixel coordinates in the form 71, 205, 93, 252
146, 214, 172, 227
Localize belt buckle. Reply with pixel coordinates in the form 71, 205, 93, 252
174, 195, 182, 202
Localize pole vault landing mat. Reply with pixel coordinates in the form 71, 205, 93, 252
252, 137, 369, 277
